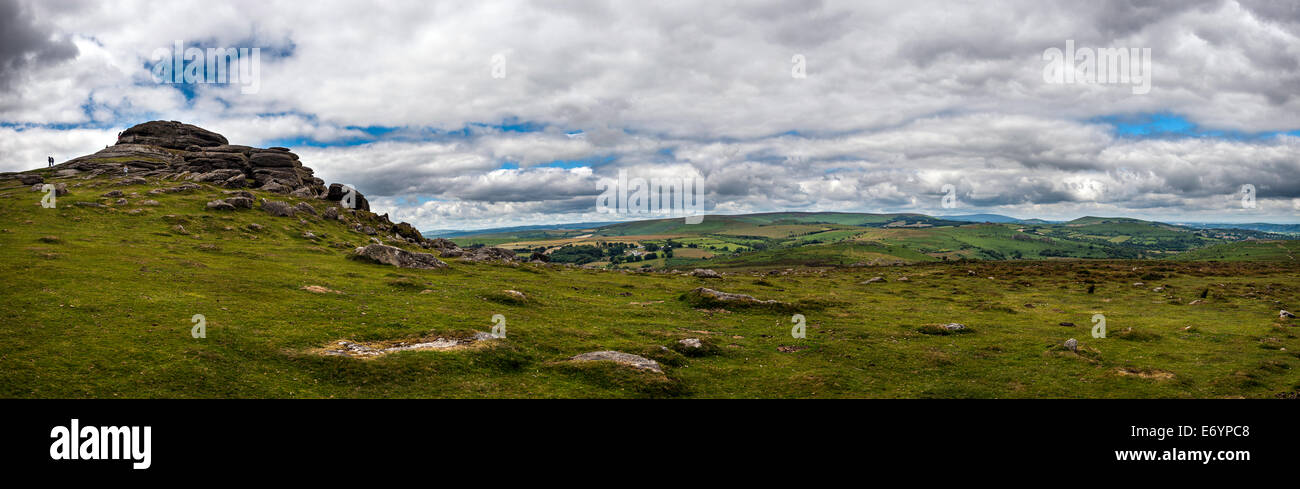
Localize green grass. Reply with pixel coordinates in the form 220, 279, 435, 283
1, 175, 1299, 398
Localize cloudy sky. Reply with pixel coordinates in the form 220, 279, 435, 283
2, 0, 1299, 230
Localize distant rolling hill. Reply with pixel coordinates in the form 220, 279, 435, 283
424, 221, 623, 238
938, 213, 1029, 223
448, 211, 1299, 270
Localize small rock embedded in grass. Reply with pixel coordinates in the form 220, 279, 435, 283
1064, 338, 1078, 352
777, 345, 808, 353
860, 276, 886, 284
681, 287, 787, 309
568, 351, 663, 373
917, 323, 971, 335
323, 333, 499, 358
691, 268, 722, 278
1282, 310, 1297, 319
670, 337, 719, 357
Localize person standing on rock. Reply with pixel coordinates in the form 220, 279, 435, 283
48, 156, 53, 167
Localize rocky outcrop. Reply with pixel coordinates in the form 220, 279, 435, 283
11, 120, 438, 251
117, 120, 228, 149
50, 121, 327, 198
353, 244, 448, 269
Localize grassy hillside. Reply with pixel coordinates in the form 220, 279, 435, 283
456, 211, 1296, 271
2, 170, 1299, 398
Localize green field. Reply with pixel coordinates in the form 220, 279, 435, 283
2, 170, 1298, 398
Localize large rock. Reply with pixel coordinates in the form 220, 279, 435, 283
260, 200, 295, 217
116, 121, 228, 149
568, 351, 663, 373
353, 244, 448, 269
325, 183, 370, 211
392, 222, 424, 242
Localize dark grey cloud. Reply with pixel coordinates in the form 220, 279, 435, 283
0, 0, 77, 89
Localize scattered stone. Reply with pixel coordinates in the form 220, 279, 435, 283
941, 322, 965, 331
114, 198, 127, 205
679, 338, 702, 349
302, 231, 318, 239
73, 201, 106, 207
1064, 338, 1078, 352
19, 174, 43, 185
353, 244, 448, 269
293, 202, 317, 216
101, 190, 123, 198
225, 196, 253, 209
1282, 310, 1297, 319
115, 177, 148, 186
896, 276, 910, 282
683, 287, 784, 307
1188, 299, 1205, 305
322, 333, 495, 358
691, 268, 722, 278
206, 199, 237, 211
260, 200, 295, 217
860, 276, 886, 284
568, 351, 663, 373
247, 223, 263, 231
140, 200, 160, 206
502, 289, 527, 301
777, 345, 809, 353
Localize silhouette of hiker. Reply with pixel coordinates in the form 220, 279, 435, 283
48, 156, 53, 167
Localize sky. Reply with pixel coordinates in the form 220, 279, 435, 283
1, 0, 1299, 230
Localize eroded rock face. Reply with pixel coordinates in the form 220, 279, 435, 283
353, 244, 448, 269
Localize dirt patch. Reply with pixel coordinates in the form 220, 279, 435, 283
777, 345, 809, 353
301, 285, 342, 294
319, 332, 501, 358
1114, 367, 1175, 380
